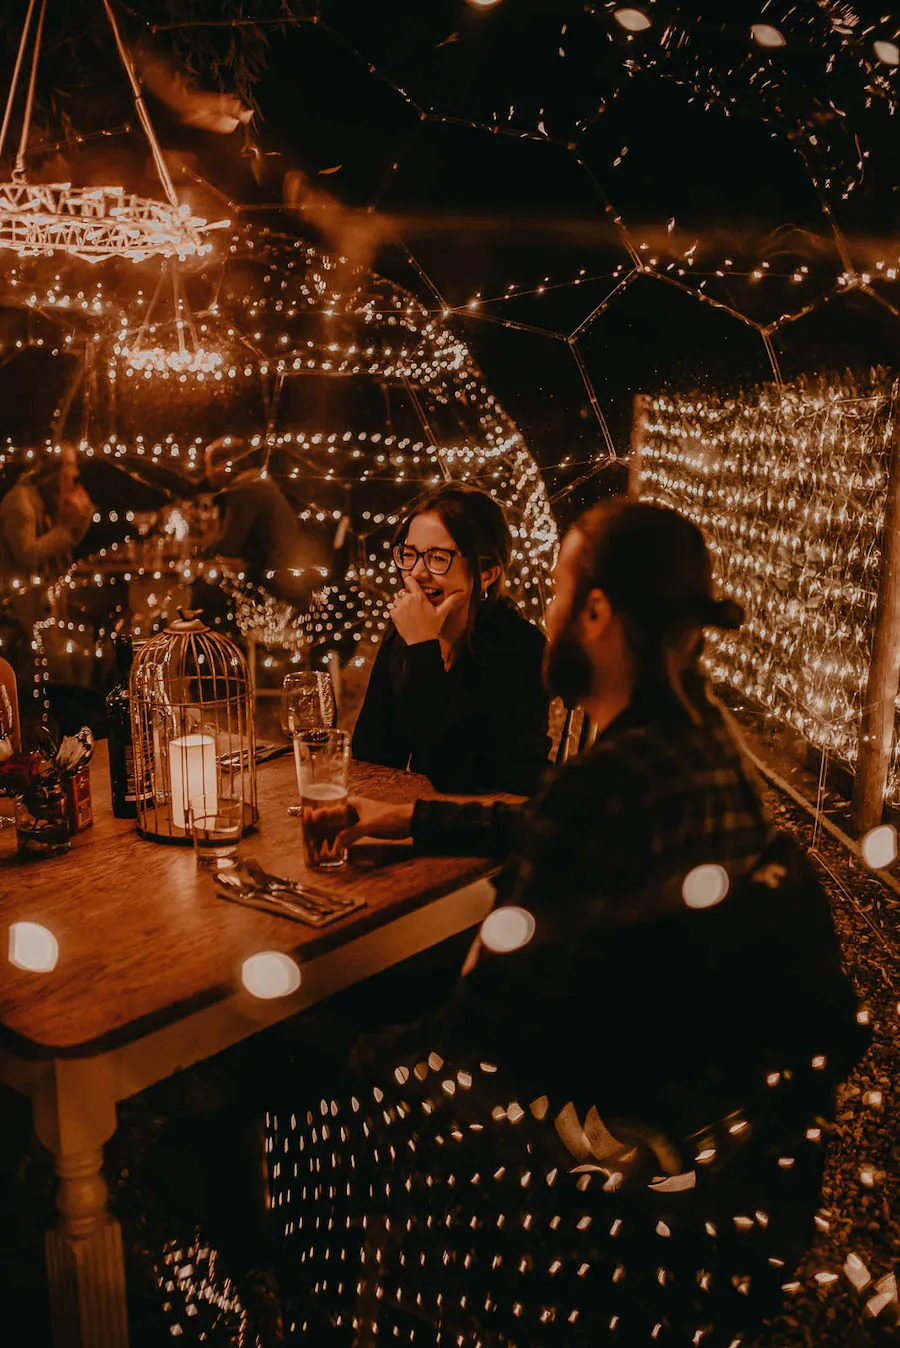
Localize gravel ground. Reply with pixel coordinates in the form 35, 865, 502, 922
747, 781, 900, 1347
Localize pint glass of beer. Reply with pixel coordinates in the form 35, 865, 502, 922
294, 729, 351, 869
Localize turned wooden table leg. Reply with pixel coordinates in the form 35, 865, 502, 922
32, 1058, 129, 1348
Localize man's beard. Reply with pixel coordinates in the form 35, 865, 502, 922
543, 623, 594, 706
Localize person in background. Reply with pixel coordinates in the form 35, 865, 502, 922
0, 447, 95, 734
352, 483, 551, 795
0, 445, 93, 581
203, 436, 322, 606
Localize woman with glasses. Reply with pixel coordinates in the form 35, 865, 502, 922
352, 483, 551, 794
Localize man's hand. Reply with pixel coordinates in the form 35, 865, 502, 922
338, 797, 415, 846
390, 574, 466, 646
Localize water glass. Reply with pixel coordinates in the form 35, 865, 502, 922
281, 670, 336, 737
189, 794, 244, 872
294, 729, 351, 870
281, 671, 336, 816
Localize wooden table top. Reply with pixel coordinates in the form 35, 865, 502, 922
0, 743, 504, 1060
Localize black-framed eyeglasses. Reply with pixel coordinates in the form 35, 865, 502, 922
392, 543, 460, 576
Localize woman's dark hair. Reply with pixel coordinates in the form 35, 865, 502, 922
393, 483, 513, 639
571, 499, 743, 720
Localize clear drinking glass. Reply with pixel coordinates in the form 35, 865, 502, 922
281, 671, 336, 816
189, 794, 244, 872
281, 670, 336, 736
294, 729, 351, 870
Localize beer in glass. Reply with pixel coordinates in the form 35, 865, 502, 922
295, 729, 350, 869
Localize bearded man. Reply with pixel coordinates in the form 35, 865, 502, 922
297, 499, 867, 1347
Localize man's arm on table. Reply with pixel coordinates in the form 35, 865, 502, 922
342, 794, 523, 859
345, 745, 646, 904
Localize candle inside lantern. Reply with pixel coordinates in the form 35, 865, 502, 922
169, 733, 217, 831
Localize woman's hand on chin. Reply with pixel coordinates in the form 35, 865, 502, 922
338, 797, 415, 845
390, 574, 466, 645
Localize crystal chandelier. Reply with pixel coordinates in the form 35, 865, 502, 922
0, 0, 225, 264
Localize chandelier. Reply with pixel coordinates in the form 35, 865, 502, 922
106, 261, 239, 381
113, 343, 225, 374
0, 181, 211, 263
0, 0, 225, 264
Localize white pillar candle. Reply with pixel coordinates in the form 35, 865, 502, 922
169, 733, 217, 831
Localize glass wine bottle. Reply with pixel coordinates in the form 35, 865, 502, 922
106, 635, 143, 818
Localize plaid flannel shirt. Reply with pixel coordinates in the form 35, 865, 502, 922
413, 700, 848, 1130
412, 697, 774, 922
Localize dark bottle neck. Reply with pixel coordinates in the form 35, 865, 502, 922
113, 637, 134, 681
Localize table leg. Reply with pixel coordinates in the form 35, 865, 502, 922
31, 1058, 129, 1348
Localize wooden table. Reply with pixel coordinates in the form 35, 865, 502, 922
0, 745, 502, 1348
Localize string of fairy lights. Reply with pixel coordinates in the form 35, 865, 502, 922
0, 2, 894, 460
0, 226, 558, 708
158, 1236, 259, 1346
150, 1028, 898, 1341
120, 0, 900, 464
635, 369, 900, 797
3, 0, 900, 709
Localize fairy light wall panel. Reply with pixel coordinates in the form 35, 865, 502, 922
637, 373, 895, 791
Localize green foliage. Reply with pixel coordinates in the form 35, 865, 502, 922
0, 0, 312, 139
143, 0, 313, 108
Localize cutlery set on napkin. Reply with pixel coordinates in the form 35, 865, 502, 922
213, 857, 365, 926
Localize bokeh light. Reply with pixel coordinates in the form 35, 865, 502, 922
614, 8, 652, 33
480, 905, 536, 953
241, 951, 302, 999
8, 922, 59, 973
751, 24, 787, 49
682, 863, 730, 910
874, 40, 900, 66
860, 823, 897, 871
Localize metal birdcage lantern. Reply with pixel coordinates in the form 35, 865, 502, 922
130, 613, 258, 844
